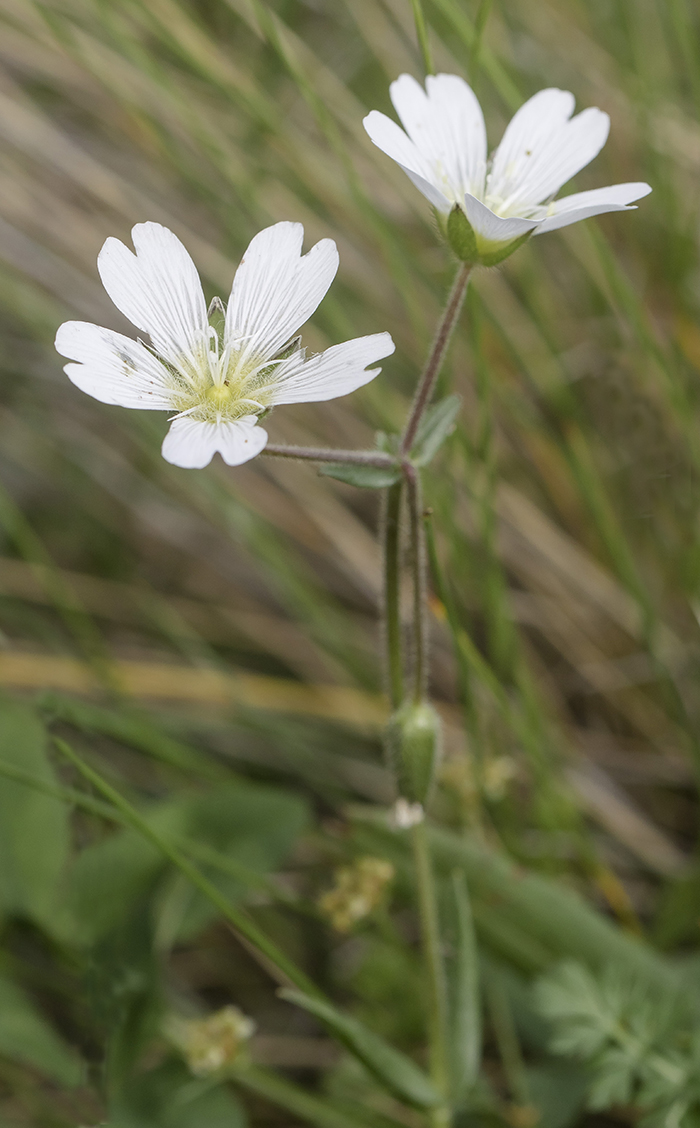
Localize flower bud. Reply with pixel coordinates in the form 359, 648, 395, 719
385, 700, 442, 806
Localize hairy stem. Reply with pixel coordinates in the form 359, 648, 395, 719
383, 481, 404, 709
405, 465, 428, 703
263, 444, 395, 467
401, 263, 471, 456
411, 819, 451, 1128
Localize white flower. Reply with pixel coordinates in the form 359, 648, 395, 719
364, 75, 651, 258
55, 221, 395, 469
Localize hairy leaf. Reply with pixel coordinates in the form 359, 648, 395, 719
319, 463, 402, 489
412, 395, 462, 467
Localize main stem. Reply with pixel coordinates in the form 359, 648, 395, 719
412, 819, 451, 1128
401, 263, 471, 456
384, 481, 404, 709
405, 465, 427, 703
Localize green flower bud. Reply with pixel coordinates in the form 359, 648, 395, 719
446, 204, 533, 267
385, 700, 442, 806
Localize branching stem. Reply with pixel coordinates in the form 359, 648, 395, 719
263, 443, 395, 467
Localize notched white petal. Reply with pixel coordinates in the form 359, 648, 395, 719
55, 321, 176, 409
226, 222, 339, 362
534, 182, 652, 234
162, 415, 269, 469
363, 111, 450, 210
266, 332, 395, 406
97, 221, 207, 366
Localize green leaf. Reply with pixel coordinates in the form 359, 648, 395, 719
411, 395, 462, 467
524, 1063, 588, 1128
449, 871, 481, 1101
319, 463, 402, 489
447, 205, 478, 263
65, 781, 308, 945
157, 781, 309, 942
280, 990, 441, 1109
0, 974, 83, 1086
110, 1058, 247, 1128
0, 698, 69, 929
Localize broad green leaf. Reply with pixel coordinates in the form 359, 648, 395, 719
0, 698, 69, 928
280, 990, 441, 1110
411, 396, 462, 467
449, 871, 481, 1101
158, 781, 309, 941
319, 463, 402, 489
0, 974, 83, 1086
110, 1058, 247, 1128
63, 803, 187, 944
64, 781, 308, 945
525, 1063, 588, 1128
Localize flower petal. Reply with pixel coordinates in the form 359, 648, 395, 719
264, 332, 395, 405
55, 321, 176, 409
488, 89, 609, 208
363, 111, 451, 211
161, 415, 268, 469
534, 182, 652, 234
389, 73, 487, 202
225, 222, 339, 363
97, 221, 208, 368
462, 194, 539, 248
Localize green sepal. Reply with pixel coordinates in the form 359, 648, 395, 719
479, 229, 534, 267
385, 700, 442, 805
447, 204, 479, 264
279, 990, 441, 1109
319, 463, 402, 489
412, 395, 461, 467
447, 203, 534, 267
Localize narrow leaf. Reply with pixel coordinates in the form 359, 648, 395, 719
449, 870, 481, 1100
412, 395, 461, 467
319, 463, 402, 489
280, 989, 441, 1109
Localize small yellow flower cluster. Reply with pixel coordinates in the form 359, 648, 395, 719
166, 1005, 255, 1076
318, 856, 395, 933
441, 753, 518, 805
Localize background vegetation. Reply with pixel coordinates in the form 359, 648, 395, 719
1, 0, 700, 1124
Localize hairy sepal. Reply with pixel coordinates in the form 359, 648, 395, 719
447, 204, 533, 266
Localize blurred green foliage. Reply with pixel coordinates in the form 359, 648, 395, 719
0, 0, 700, 1124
